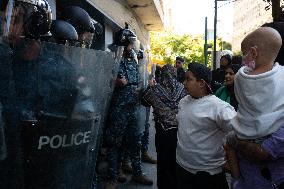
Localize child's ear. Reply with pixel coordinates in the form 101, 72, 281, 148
250, 46, 258, 59
199, 80, 206, 89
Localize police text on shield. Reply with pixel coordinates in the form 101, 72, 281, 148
38, 131, 92, 149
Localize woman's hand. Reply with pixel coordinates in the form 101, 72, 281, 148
226, 134, 271, 162
236, 139, 271, 162
116, 76, 128, 86
148, 78, 156, 87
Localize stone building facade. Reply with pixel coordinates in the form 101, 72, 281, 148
232, 0, 272, 52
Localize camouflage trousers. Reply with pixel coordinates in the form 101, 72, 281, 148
106, 105, 142, 182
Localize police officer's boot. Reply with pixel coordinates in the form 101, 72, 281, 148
105, 182, 117, 189
132, 173, 153, 185
121, 160, 133, 174
141, 151, 157, 164
117, 167, 127, 183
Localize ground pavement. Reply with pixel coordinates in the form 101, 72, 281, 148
97, 111, 231, 189
117, 112, 158, 189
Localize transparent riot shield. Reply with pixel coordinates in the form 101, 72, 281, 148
0, 36, 122, 189
137, 54, 149, 133
0, 102, 6, 161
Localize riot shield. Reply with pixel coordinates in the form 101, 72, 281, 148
0, 102, 6, 161
0, 36, 121, 189
137, 53, 150, 132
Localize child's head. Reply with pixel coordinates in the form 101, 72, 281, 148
185, 63, 212, 98
241, 27, 282, 72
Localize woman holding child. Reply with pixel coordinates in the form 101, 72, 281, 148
226, 26, 284, 189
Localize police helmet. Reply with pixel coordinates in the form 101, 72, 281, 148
114, 23, 137, 47
4, 0, 52, 39
50, 20, 78, 45
61, 6, 94, 35
91, 18, 103, 38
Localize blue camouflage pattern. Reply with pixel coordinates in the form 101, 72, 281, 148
106, 52, 142, 182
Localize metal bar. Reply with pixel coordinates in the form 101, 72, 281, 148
213, 0, 231, 69
204, 17, 208, 66
213, 0, 217, 70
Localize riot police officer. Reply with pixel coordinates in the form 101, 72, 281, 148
50, 20, 78, 46
61, 6, 96, 48
137, 49, 157, 164
51, 20, 95, 121
105, 24, 153, 189
0, 0, 52, 188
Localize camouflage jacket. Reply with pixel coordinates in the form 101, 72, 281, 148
111, 55, 140, 107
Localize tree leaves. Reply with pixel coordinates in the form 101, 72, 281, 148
150, 31, 219, 68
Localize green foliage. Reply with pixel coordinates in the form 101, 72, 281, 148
150, 31, 220, 68
221, 41, 232, 50
233, 51, 242, 56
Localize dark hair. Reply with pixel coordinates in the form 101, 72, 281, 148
188, 63, 212, 94
226, 64, 241, 74
188, 63, 212, 84
232, 55, 242, 65
220, 54, 232, 65
262, 22, 284, 66
176, 56, 185, 63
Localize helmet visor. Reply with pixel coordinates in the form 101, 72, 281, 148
2, 0, 52, 42
129, 37, 140, 51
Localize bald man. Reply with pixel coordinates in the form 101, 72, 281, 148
225, 27, 284, 187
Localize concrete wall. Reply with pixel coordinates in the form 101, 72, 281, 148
232, 0, 272, 52
104, 24, 113, 50
87, 0, 150, 49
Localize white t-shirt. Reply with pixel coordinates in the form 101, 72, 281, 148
233, 63, 284, 139
176, 95, 236, 175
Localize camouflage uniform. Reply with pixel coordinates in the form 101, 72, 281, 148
106, 50, 142, 182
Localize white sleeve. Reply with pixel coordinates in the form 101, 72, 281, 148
216, 105, 237, 133
234, 71, 242, 106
